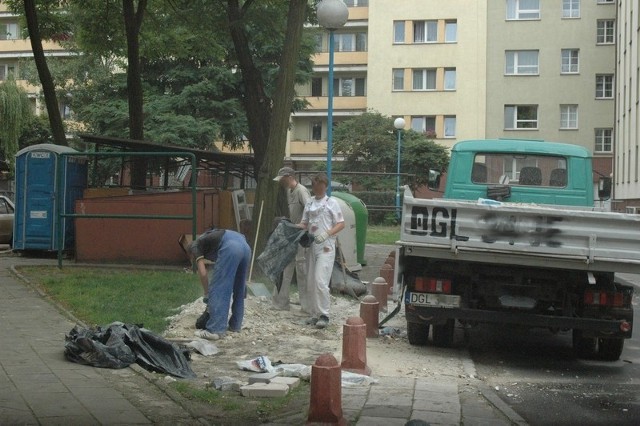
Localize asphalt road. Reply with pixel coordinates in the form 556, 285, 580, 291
468, 280, 640, 425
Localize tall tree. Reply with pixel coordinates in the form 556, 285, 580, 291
122, 0, 148, 189
20, 0, 67, 146
0, 78, 33, 175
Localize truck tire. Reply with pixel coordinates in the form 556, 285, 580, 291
597, 338, 624, 361
572, 330, 597, 359
407, 321, 429, 346
432, 320, 455, 347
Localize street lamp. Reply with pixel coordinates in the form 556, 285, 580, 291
394, 117, 406, 219
317, 0, 348, 195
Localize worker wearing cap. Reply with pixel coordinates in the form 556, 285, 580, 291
272, 166, 312, 312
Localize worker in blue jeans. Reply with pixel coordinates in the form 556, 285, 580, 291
190, 229, 251, 340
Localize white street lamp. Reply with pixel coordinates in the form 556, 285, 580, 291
394, 117, 406, 219
317, 0, 349, 195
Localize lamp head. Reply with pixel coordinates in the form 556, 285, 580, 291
394, 117, 406, 130
317, 0, 349, 30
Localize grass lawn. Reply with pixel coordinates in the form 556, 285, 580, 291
365, 224, 400, 245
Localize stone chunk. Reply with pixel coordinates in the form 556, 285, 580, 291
241, 382, 290, 398
270, 376, 300, 390
210, 376, 243, 392
248, 371, 280, 384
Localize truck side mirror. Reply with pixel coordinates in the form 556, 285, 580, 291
428, 169, 441, 190
598, 177, 611, 200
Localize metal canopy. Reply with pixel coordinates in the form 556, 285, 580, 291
78, 133, 255, 180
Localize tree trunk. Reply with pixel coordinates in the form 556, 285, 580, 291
23, 0, 67, 146
227, 0, 308, 255
122, 0, 147, 189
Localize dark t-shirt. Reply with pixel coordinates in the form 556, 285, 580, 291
192, 229, 226, 263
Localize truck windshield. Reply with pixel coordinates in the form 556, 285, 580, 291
472, 154, 567, 187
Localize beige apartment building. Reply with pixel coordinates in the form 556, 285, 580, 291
288, 0, 622, 206
615, 0, 640, 210
0, 4, 71, 117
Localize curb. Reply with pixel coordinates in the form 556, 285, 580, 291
477, 383, 529, 426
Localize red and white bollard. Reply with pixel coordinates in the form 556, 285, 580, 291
340, 316, 371, 376
307, 353, 346, 425
359, 295, 379, 338
371, 277, 388, 313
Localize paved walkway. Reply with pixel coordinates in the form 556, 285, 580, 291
6, 246, 637, 425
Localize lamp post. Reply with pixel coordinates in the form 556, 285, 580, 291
394, 117, 405, 219
317, 0, 348, 195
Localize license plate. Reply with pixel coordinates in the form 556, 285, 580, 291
406, 292, 461, 308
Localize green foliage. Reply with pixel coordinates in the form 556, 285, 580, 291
0, 78, 33, 174
332, 111, 450, 191
18, 115, 53, 148
350, 191, 396, 224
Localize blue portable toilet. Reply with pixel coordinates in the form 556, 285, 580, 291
13, 144, 88, 251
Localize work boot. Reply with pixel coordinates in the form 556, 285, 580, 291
305, 317, 318, 326
315, 315, 329, 329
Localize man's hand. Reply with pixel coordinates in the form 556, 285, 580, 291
314, 231, 329, 244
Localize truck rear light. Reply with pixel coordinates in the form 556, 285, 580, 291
414, 277, 452, 294
620, 321, 631, 333
584, 290, 625, 307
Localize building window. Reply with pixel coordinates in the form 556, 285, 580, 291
344, 0, 368, 6
392, 69, 404, 91
444, 116, 456, 137
412, 69, 436, 91
596, 20, 615, 44
560, 105, 578, 129
562, 0, 580, 18
561, 49, 579, 73
393, 21, 405, 43
311, 122, 322, 141
596, 0, 614, 4
505, 50, 539, 75
334, 32, 367, 52
0, 23, 19, 40
314, 33, 323, 53
413, 20, 437, 43
445, 20, 457, 43
0, 64, 16, 81
334, 77, 365, 96
595, 128, 612, 152
411, 116, 436, 135
506, 0, 540, 20
311, 78, 322, 97
595, 74, 614, 98
444, 68, 456, 90
505, 105, 538, 129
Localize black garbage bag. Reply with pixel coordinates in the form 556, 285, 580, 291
257, 220, 308, 291
64, 322, 196, 379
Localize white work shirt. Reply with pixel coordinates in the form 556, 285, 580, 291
301, 195, 344, 238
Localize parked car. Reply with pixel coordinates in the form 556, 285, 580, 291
0, 195, 14, 247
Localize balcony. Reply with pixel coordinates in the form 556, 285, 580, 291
303, 96, 367, 111
313, 51, 368, 67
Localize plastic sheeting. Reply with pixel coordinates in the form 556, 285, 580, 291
64, 322, 196, 378
257, 220, 309, 291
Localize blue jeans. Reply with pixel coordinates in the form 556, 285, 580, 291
205, 231, 251, 334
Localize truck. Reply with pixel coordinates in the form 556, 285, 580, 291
396, 139, 638, 361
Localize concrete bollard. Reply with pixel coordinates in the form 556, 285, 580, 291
379, 263, 394, 295
359, 295, 379, 338
340, 317, 371, 376
307, 353, 346, 425
371, 277, 388, 313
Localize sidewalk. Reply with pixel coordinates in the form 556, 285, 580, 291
1, 246, 529, 425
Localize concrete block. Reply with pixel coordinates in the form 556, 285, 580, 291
210, 376, 243, 392
270, 376, 300, 390
248, 371, 280, 384
240, 382, 290, 398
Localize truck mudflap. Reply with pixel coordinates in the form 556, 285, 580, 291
404, 304, 633, 339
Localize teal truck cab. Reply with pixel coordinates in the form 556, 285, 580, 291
397, 139, 638, 360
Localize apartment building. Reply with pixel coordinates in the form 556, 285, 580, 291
0, 4, 71, 117
288, 0, 619, 204
615, 0, 640, 210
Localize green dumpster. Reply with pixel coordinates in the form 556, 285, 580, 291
332, 191, 368, 266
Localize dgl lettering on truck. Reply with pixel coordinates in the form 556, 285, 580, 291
408, 206, 458, 238
396, 139, 638, 361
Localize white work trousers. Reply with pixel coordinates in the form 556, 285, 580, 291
307, 241, 336, 318
272, 245, 309, 312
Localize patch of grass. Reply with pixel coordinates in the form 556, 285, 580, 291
18, 266, 201, 333
365, 224, 400, 245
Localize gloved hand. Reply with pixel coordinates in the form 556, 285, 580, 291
314, 231, 329, 244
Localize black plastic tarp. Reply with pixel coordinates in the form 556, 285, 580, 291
64, 322, 196, 379
257, 220, 310, 291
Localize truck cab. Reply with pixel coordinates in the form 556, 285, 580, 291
442, 139, 600, 206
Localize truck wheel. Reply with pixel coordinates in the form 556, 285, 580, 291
432, 320, 455, 347
572, 330, 597, 359
407, 322, 429, 346
597, 338, 624, 361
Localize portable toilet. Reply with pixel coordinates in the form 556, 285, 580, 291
13, 144, 88, 251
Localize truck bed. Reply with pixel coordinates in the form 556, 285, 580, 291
399, 191, 640, 274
